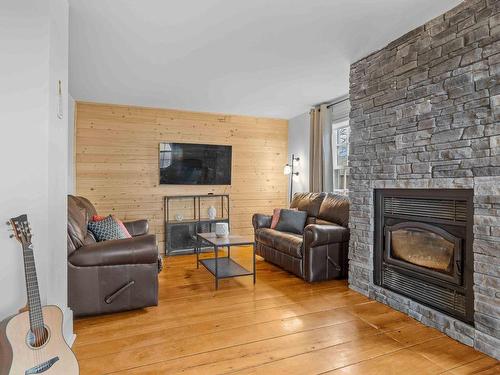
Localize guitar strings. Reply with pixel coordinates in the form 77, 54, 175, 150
16, 218, 57, 370
21, 220, 41, 368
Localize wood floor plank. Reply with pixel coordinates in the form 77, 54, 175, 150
227, 334, 407, 375
218, 322, 444, 375
322, 348, 445, 375
74, 300, 360, 359
78, 307, 371, 373
383, 321, 445, 346
408, 337, 487, 371
73, 252, 494, 375
114, 320, 383, 375
440, 357, 500, 374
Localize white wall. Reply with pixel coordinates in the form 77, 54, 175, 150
68, 94, 75, 194
48, 0, 72, 344
0, 0, 72, 344
288, 112, 310, 198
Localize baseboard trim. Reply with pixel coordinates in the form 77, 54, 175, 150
62, 305, 75, 347
66, 333, 77, 348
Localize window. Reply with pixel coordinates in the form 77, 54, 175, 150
331, 120, 350, 192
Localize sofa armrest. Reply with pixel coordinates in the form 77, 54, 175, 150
123, 219, 149, 237
69, 234, 158, 267
252, 213, 272, 231
304, 224, 349, 248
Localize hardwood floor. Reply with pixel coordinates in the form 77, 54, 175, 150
73, 248, 499, 375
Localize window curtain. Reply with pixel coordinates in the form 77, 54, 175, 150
309, 104, 332, 192
309, 98, 350, 193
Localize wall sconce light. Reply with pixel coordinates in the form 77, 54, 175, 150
57, 80, 63, 119
284, 154, 299, 203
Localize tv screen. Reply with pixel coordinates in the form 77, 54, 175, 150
159, 143, 232, 185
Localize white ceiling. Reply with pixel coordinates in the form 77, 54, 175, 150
69, 0, 461, 119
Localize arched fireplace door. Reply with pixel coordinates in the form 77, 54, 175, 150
384, 221, 462, 285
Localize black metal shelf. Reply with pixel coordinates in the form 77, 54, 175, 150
199, 258, 252, 279
167, 218, 229, 224
164, 194, 230, 255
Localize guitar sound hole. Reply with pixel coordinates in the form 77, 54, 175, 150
26, 326, 50, 348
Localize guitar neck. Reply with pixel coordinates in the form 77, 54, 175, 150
22, 243, 44, 331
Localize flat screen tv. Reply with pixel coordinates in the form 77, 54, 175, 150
159, 142, 232, 185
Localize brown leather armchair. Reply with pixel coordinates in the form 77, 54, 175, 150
253, 193, 349, 282
67, 195, 160, 317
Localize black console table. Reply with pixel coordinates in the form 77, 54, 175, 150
164, 194, 230, 255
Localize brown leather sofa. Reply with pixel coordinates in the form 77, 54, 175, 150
252, 192, 349, 282
67, 195, 159, 317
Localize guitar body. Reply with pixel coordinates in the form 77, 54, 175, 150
2, 214, 79, 374
0, 305, 79, 375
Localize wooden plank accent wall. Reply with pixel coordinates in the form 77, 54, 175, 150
75, 102, 288, 253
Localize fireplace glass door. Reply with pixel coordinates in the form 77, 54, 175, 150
384, 222, 462, 285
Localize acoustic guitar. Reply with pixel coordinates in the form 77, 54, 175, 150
0, 214, 79, 375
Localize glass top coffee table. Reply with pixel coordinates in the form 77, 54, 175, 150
195, 232, 255, 290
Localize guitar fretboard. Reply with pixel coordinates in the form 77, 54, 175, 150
22, 244, 44, 331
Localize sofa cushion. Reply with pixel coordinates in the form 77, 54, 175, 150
290, 192, 325, 217
255, 228, 303, 258
315, 218, 334, 226
74, 196, 97, 219
275, 209, 307, 234
318, 193, 350, 227
68, 197, 88, 249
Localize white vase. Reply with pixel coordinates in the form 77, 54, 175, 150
208, 205, 217, 220
215, 222, 229, 237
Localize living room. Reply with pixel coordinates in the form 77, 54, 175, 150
1, 0, 499, 374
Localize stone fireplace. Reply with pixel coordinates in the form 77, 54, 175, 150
348, 0, 499, 360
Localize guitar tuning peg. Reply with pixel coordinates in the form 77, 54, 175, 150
9, 234, 14, 238
6, 221, 10, 226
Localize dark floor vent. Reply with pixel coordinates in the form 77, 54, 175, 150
383, 267, 466, 317
384, 197, 467, 222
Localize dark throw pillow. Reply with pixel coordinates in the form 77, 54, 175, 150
275, 209, 307, 234
87, 215, 128, 242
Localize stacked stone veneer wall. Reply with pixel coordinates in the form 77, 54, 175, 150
348, 0, 499, 359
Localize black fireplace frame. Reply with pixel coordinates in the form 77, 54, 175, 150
374, 188, 474, 325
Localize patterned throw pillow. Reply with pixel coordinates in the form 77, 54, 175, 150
88, 215, 128, 242
91, 214, 131, 238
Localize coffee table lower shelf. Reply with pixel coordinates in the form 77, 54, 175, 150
198, 258, 253, 279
